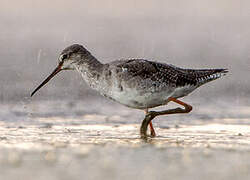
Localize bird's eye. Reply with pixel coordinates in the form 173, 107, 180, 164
60, 54, 68, 61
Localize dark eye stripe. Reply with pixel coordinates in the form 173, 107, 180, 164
62, 54, 67, 60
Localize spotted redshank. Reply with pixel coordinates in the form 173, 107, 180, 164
31, 44, 228, 139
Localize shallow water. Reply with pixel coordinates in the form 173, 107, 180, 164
1, 98, 250, 180
1, 1, 250, 179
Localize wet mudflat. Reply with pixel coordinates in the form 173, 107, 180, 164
0, 99, 250, 180
1, 1, 250, 179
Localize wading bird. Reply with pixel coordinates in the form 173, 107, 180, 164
31, 44, 228, 139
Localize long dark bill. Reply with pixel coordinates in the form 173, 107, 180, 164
30, 63, 63, 97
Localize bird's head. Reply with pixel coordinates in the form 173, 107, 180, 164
30, 44, 89, 97
59, 44, 91, 70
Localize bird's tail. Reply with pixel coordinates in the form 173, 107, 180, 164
191, 68, 228, 86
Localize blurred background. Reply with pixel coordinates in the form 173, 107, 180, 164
1, 0, 249, 105
1, 2, 250, 179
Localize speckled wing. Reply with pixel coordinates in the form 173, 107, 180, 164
170, 64, 228, 86
110, 59, 228, 91
110, 59, 180, 93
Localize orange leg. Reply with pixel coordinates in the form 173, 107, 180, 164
140, 97, 192, 139
149, 122, 156, 137
144, 109, 156, 137
168, 97, 193, 112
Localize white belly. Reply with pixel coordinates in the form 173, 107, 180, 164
103, 84, 197, 109
107, 87, 174, 109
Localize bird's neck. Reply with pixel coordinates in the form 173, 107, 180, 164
73, 54, 103, 89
